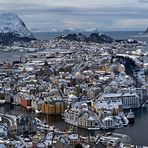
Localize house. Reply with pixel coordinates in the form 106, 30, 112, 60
31, 97, 44, 112
17, 116, 37, 135
20, 93, 32, 109
13, 92, 22, 105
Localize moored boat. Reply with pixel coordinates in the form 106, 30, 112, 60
127, 109, 135, 124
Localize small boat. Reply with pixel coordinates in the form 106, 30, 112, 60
127, 109, 135, 124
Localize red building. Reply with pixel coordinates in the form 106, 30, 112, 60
20, 94, 32, 109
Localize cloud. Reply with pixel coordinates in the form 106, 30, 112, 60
0, 0, 148, 31
138, 0, 148, 3
114, 19, 148, 29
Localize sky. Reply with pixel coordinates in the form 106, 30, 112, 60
0, 0, 148, 32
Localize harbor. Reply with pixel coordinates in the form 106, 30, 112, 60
0, 31, 147, 147
0, 103, 148, 146
0, 0, 148, 146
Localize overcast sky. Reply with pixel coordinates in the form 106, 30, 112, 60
0, 0, 148, 31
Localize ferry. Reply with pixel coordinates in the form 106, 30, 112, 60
127, 109, 135, 124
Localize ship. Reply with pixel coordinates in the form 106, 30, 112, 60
127, 109, 135, 124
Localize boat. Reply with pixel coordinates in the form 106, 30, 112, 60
127, 109, 135, 124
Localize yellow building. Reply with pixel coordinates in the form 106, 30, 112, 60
41, 101, 66, 115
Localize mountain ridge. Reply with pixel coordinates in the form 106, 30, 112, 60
57, 32, 114, 43
143, 27, 148, 34
0, 13, 35, 45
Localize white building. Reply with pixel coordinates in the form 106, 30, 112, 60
97, 132, 132, 147
93, 100, 128, 128
64, 103, 100, 129
100, 92, 141, 109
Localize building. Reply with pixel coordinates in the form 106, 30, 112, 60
93, 100, 123, 117
100, 92, 141, 109
118, 87, 147, 106
64, 102, 100, 129
41, 100, 66, 115
97, 132, 132, 148
17, 116, 37, 135
31, 97, 44, 113
13, 92, 22, 105
93, 100, 128, 129
20, 93, 32, 109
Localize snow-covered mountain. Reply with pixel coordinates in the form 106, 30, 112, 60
58, 32, 114, 43
0, 13, 35, 44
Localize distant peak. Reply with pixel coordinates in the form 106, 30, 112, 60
143, 27, 148, 34
58, 32, 114, 43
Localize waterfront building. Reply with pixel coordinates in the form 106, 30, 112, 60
135, 88, 147, 104
102, 116, 116, 129
0, 93, 6, 104
93, 100, 123, 117
20, 93, 32, 109
13, 92, 22, 105
99, 92, 141, 109
117, 87, 147, 106
64, 102, 100, 129
65, 100, 128, 129
97, 132, 132, 148
93, 99, 128, 129
31, 96, 44, 113
41, 99, 65, 115
4, 93, 13, 103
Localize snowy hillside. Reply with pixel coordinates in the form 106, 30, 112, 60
0, 13, 35, 44
58, 32, 114, 43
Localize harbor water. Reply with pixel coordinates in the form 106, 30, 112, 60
0, 104, 148, 145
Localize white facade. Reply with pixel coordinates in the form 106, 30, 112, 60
101, 92, 141, 109
64, 103, 99, 129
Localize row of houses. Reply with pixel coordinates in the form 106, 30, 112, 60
64, 100, 128, 130
4, 92, 66, 115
